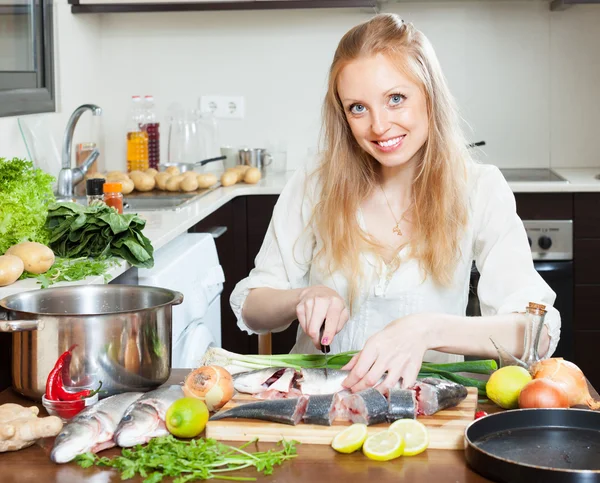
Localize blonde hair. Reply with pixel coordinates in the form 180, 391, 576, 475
312, 13, 470, 308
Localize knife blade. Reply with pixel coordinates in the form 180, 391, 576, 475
319, 325, 330, 379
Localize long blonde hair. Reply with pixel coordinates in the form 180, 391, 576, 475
312, 13, 470, 308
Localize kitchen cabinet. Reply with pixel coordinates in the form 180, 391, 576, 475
69, 0, 376, 14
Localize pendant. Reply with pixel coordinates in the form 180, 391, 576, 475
393, 224, 402, 236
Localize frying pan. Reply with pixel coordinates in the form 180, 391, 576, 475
159, 155, 226, 173
465, 408, 600, 483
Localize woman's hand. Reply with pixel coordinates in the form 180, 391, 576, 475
295, 285, 349, 350
341, 314, 432, 393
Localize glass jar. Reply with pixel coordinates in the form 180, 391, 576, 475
86, 178, 105, 207
521, 302, 547, 369
103, 182, 123, 214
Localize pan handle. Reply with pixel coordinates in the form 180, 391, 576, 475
198, 155, 226, 166
0, 319, 45, 332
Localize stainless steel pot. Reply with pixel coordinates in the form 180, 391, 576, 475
0, 285, 183, 401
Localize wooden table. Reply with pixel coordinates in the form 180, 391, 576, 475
0, 370, 595, 483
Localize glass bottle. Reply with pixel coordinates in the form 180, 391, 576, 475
103, 182, 123, 214
521, 302, 547, 369
86, 178, 105, 207
142, 95, 160, 170
126, 96, 149, 172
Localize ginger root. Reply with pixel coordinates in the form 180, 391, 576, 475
0, 403, 63, 452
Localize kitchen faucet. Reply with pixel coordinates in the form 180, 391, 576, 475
56, 104, 103, 201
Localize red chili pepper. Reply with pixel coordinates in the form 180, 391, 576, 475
45, 348, 74, 401
475, 411, 488, 420
54, 400, 86, 419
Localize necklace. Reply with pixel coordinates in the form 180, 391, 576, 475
380, 185, 412, 236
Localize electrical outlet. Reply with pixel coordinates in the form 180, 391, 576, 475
200, 95, 245, 119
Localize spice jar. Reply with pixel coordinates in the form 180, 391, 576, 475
86, 178, 105, 207
103, 182, 124, 214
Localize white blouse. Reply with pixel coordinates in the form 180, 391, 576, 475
230, 161, 561, 363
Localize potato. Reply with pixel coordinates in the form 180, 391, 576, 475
165, 175, 184, 192
180, 176, 199, 192
0, 255, 24, 287
165, 166, 180, 176
145, 168, 158, 178
197, 173, 218, 189
5, 242, 55, 275
244, 167, 262, 184
155, 172, 170, 190
120, 178, 135, 195
106, 171, 130, 182
131, 172, 156, 192
183, 171, 198, 179
224, 168, 242, 182
221, 171, 239, 187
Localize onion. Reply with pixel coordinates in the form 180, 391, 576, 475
183, 365, 234, 412
530, 358, 600, 410
518, 378, 569, 409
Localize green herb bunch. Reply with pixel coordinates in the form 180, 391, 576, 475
46, 201, 154, 269
0, 157, 55, 254
76, 436, 298, 482
19, 256, 120, 288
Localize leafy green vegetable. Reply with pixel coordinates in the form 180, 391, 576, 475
0, 157, 55, 254
46, 201, 154, 268
75, 436, 298, 482
18, 256, 120, 288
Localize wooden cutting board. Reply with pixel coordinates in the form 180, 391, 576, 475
205, 387, 478, 450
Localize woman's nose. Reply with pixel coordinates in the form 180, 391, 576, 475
371, 109, 391, 136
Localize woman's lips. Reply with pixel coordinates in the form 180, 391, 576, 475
372, 135, 406, 153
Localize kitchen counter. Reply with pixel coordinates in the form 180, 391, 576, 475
0, 369, 497, 483
1, 165, 599, 299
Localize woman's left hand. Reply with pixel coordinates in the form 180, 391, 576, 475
341, 314, 432, 393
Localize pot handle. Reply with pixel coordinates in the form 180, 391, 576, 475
0, 319, 44, 332
172, 291, 184, 306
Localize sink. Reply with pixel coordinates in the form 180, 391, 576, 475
71, 188, 216, 212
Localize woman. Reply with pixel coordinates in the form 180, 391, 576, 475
230, 14, 560, 393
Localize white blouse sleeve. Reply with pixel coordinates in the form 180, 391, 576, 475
471, 164, 561, 358
229, 163, 318, 335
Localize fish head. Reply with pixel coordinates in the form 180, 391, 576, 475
114, 404, 159, 448
50, 421, 97, 464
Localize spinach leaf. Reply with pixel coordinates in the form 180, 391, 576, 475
46, 202, 154, 268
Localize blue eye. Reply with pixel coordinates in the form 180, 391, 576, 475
389, 94, 405, 106
350, 104, 366, 114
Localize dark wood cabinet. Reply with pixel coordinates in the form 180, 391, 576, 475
189, 196, 258, 355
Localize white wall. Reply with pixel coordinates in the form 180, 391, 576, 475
1, 2, 599, 173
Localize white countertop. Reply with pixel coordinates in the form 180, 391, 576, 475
1, 166, 599, 299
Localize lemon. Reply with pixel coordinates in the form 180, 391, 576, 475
331, 423, 368, 454
389, 419, 429, 456
362, 431, 405, 461
486, 365, 532, 409
166, 397, 209, 438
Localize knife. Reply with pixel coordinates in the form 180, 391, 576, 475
319, 325, 331, 379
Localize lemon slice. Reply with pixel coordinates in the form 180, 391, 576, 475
389, 419, 429, 456
331, 423, 368, 454
362, 431, 405, 461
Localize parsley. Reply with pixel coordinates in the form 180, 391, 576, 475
0, 157, 55, 255
19, 257, 120, 288
75, 436, 299, 482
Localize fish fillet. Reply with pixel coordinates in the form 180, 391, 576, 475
209, 396, 309, 425
414, 378, 468, 416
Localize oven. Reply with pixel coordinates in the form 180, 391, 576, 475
467, 220, 574, 361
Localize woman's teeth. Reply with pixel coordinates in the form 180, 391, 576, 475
376, 136, 404, 147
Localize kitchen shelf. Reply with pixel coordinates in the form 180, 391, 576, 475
69, 0, 378, 14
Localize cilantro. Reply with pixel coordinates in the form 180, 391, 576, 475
0, 157, 55, 254
75, 436, 299, 482
18, 257, 120, 288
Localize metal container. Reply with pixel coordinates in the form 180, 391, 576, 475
0, 285, 183, 401
238, 148, 273, 175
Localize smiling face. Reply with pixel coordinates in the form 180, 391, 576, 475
337, 53, 429, 169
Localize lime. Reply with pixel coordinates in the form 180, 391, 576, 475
331, 423, 368, 454
362, 431, 405, 461
389, 419, 429, 456
165, 397, 209, 438
486, 366, 532, 409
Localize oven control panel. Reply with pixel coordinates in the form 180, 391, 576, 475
522, 220, 573, 261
